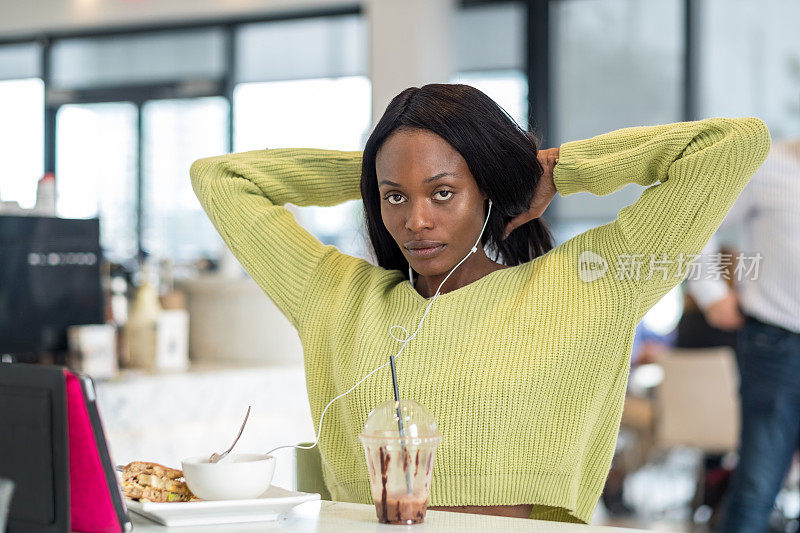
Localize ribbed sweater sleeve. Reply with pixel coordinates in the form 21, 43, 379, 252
189, 148, 363, 328
553, 117, 771, 321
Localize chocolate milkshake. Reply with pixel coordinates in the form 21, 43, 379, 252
359, 399, 442, 525
374, 494, 430, 525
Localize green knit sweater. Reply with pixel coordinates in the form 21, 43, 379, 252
190, 117, 770, 523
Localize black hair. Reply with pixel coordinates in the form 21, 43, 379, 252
360, 83, 554, 280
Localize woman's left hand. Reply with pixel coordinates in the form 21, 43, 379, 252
503, 147, 559, 240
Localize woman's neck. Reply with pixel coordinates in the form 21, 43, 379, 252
413, 252, 507, 298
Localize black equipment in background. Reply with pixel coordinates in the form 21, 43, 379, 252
0, 216, 104, 357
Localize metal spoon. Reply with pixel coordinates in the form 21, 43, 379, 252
209, 406, 251, 463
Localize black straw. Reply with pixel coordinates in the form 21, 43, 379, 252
389, 354, 413, 494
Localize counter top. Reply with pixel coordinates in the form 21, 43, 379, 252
129, 500, 656, 532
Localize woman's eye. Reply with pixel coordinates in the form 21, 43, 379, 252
385, 194, 404, 205
435, 190, 453, 200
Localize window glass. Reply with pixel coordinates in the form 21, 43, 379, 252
234, 77, 371, 261
452, 70, 528, 130
551, 0, 683, 225
0, 43, 40, 81
0, 78, 44, 209
455, 3, 525, 72
56, 102, 138, 262
697, 0, 800, 140
142, 97, 230, 262
51, 29, 225, 89
236, 15, 367, 83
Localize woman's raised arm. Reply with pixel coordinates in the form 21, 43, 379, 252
190, 148, 363, 329
552, 117, 771, 321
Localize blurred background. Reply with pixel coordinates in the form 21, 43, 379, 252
0, 0, 798, 530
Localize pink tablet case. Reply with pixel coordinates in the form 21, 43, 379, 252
64, 370, 123, 533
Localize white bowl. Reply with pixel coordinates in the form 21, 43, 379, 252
181, 453, 275, 501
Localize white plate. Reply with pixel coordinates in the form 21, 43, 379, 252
125, 486, 320, 527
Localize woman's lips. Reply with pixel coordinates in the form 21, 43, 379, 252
406, 244, 446, 258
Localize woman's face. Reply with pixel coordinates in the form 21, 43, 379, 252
376, 128, 489, 278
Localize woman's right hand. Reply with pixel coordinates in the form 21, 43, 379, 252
502, 147, 559, 240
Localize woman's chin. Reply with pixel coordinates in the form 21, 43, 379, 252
410, 259, 463, 280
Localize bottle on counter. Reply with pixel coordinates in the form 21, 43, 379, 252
125, 263, 162, 370
34, 172, 57, 216
157, 258, 190, 371
110, 272, 130, 368
125, 260, 190, 372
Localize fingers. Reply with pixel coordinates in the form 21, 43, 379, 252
504, 209, 545, 239
503, 214, 532, 241
503, 223, 513, 241
503, 219, 521, 240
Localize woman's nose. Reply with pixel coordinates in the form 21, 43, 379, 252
405, 200, 434, 232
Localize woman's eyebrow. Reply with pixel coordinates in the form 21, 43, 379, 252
379, 172, 456, 188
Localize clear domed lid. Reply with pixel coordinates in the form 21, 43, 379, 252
359, 399, 442, 443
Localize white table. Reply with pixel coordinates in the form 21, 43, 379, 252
129, 500, 657, 532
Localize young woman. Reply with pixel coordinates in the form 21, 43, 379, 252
190, 84, 770, 523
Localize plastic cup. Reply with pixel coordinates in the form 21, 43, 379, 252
359, 399, 442, 525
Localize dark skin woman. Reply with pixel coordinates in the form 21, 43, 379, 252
377, 128, 560, 300
361, 84, 560, 517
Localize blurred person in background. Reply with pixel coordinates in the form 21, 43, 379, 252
677, 245, 740, 350
686, 138, 800, 533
